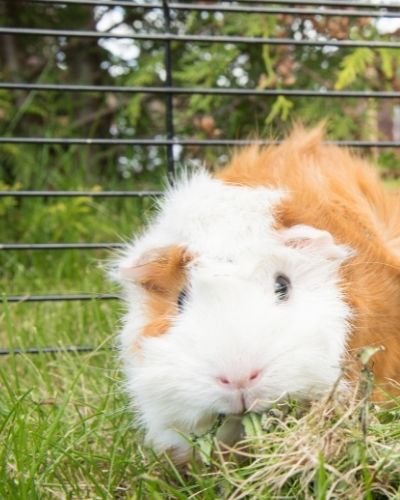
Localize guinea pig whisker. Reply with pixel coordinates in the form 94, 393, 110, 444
262, 341, 322, 370
247, 391, 288, 411
341, 260, 400, 272
350, 314, 398, 322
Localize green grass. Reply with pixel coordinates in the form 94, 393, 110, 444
2, 174, 400, 498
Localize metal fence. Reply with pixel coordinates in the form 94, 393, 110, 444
1, 0, 400, 355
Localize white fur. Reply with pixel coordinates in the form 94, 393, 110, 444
113, 170, 351, 460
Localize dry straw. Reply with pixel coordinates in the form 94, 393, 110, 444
191, 348, 400, 499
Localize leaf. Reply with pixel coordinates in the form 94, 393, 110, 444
127, 95, 142, 127
378, 49, 393, 79
359, 345, 385, 366
242, 412, 263, 437
196, 433, 214, 465
316, 452, 328, 500
266, 95, 294, 124
261, 16, 277, 79
335, 48, 375, 89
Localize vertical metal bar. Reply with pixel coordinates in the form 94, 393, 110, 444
162, 0, 175, 181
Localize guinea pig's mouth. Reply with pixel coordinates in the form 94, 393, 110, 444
211, 394, 296, 442
220, 391, 288, 416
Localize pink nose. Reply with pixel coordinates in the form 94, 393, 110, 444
217, 369, 262, 389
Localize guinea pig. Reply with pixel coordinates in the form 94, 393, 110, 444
111, 124, 400, 462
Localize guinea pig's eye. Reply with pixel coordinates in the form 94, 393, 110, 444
177, 289, 187, 311
274, 274, 291, 301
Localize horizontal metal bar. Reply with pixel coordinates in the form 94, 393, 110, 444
0, 345, 114, 356
0, 190, 162, 197
1, 138, 400, 148
0, 137, 166, 145
1, 28, 399, 49
0, 82, 145, 93
146, 1, 400, 18
2, 83, 400, 99
28, 0, 400, 9
30, 0, 146, 6
238, 0, 400, 7
27, 0, 400, 18
0, 243, 124, 250
3, 294, 119, 303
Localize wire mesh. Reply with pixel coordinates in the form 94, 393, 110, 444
1, 0, 400, 355
23, 0, 400, 18
1, 28, 400, 49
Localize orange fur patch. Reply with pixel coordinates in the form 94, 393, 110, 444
218, 124, 400, 395
134, 246, 192, 339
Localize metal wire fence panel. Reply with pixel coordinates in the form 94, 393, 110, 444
3, 83, 400, 98
2, 138, 400, 146
0, 345, 114, 355
4, 294, 119, 302
0, 190, 163, 197
24, 0, 400, 18
2, 28, 400, 48
30, 0, 400, 8
1, 0, 400, 354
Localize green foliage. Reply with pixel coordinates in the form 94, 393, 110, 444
335, 48, 375, 90
379, 48, 395, 79
1, 4, 400, 179
266, 95, 294, 124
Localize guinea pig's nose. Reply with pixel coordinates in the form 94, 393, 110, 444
217, 369, 262, 389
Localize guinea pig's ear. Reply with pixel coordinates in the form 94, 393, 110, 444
279, 224, 353, 262
119, 245, 192, 293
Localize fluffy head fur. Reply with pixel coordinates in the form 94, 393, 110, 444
112, 125, 400, 461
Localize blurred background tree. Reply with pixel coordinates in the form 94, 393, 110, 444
1, 0, 400, 193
